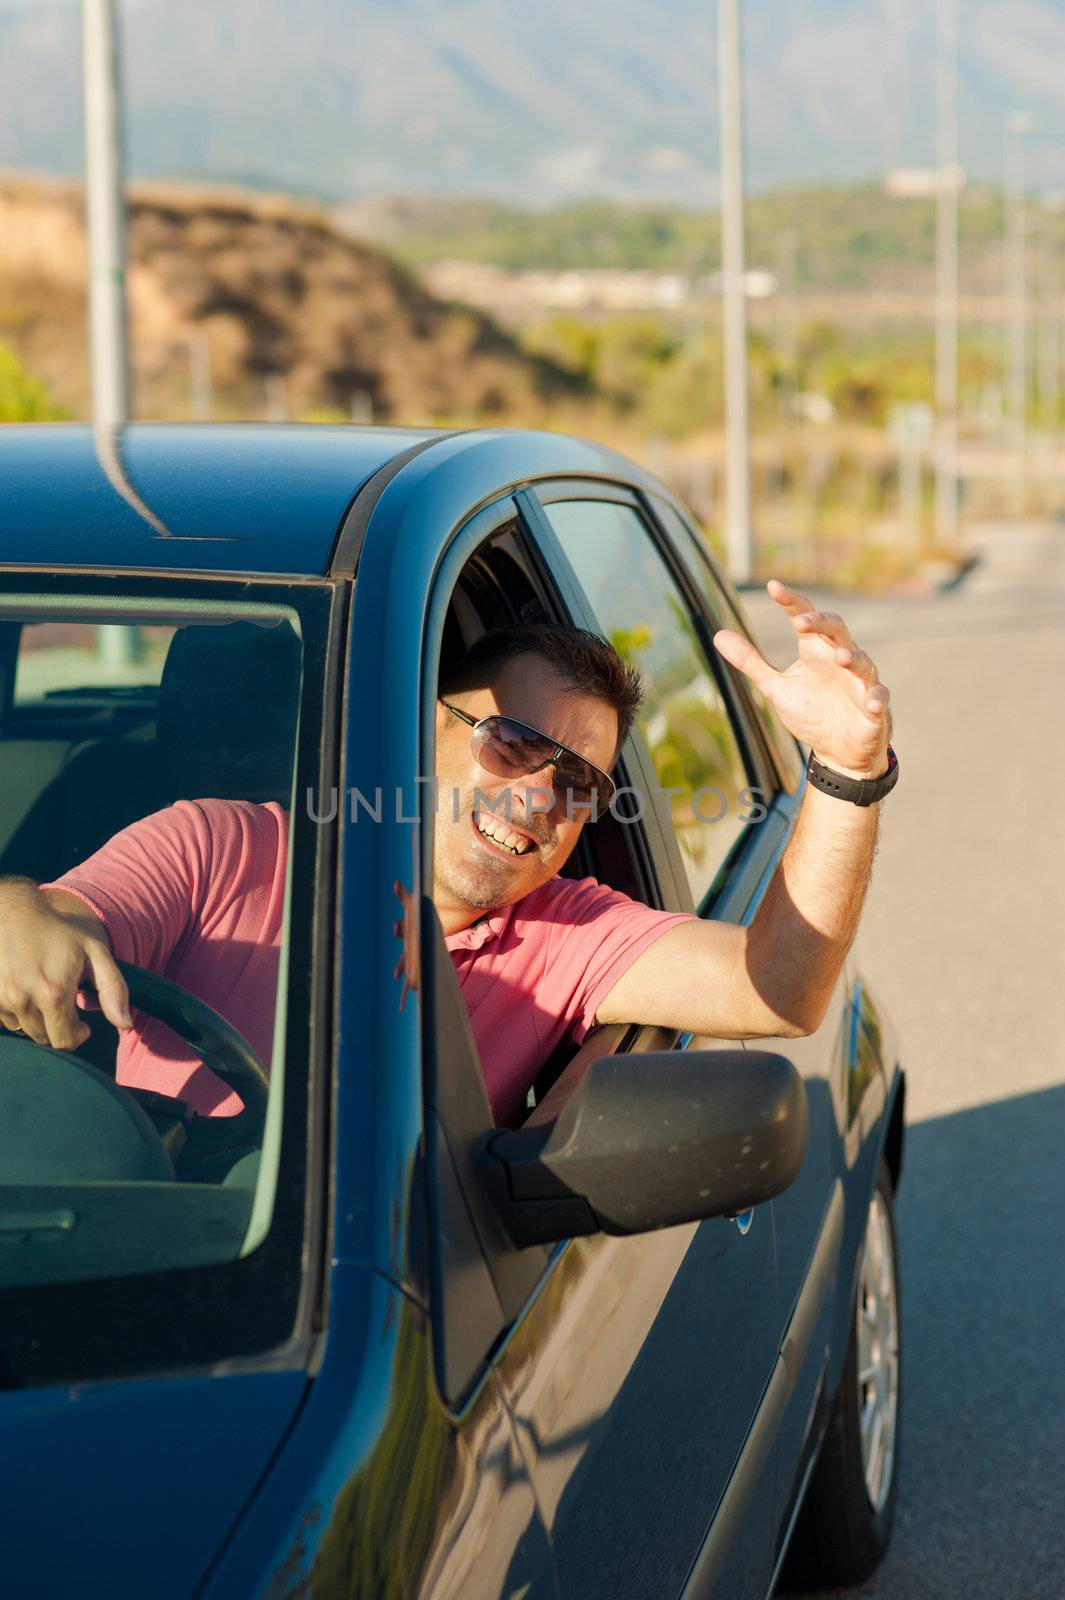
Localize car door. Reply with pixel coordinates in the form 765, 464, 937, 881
653, 492, 854, 1571
478, 486, 789, 1600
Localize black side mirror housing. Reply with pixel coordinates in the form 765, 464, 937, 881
478, 1049, 808, 1248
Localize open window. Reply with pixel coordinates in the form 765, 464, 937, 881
437, 515, 660, 909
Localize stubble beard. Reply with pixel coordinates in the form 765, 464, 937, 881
435, 787, 554, 912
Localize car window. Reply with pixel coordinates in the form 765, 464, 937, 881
0, 589, 321, 1386
13, 623, 175, 703
652, 498, 805, 792
542, 498, 752, 908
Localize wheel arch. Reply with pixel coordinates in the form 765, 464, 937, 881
882, 1067, 906, 1194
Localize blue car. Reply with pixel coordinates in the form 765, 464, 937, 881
0, 423, 904, 1599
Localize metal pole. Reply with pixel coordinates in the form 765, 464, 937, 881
1037, 200, 1061, 434
775, 226, 799, 429
900, 436, 922, 550
81, 0, 131, 426
934, 0, 959, 545
1004, 112, 1032, 518
187, 330, 213, 421
717, 0, 753, 583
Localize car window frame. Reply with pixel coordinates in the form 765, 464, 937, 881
513, 487, 693, 914
418, 477, 797, 1410
418, 495, 558, 1407
645, 490, 805, 797
0, 568, 343, 1390
524, 479, 769, 917
420, 488, 711, 1407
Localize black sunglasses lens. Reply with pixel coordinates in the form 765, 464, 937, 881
554, 758, 599, 805
472, 716, 613, 810
473, 716, 554, 777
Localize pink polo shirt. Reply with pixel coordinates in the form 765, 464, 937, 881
46, 799, 693, 1124
44, 799, 288, 1116
445, 880, 694, 1125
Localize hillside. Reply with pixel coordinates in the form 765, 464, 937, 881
1, 0, 1064, 202
336, 185, 1040, 295
0, 175, 578, 424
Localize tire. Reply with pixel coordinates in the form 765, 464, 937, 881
783, 1158, 902, 1590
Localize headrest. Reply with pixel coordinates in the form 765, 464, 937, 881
157, 621, 301, 805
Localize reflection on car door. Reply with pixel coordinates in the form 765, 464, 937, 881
654, 492, 854, 1563
486, 491, 786, 1599
493, 1143, 777, 1599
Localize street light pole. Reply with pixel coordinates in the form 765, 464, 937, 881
1004, 111, 1033, 518
1038, 197, 1062, 450
934, 0, 959, 546
81, 0, 131, 426
717, 0, 753, 584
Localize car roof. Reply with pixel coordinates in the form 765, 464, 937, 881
0, 422, 447, 578
0, 421, 668, 581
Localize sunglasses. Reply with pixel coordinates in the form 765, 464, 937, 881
443, 703, 616, 812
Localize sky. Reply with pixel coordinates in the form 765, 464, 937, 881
1, 0, 1064, 202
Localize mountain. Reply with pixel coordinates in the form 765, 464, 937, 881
0, 0, 1064, 202
0, 174, 577, 422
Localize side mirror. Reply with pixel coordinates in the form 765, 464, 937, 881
478, 1049, 808, 1248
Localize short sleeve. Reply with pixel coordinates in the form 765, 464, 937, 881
538, 877, 696, 1045
40, 800, 212, 972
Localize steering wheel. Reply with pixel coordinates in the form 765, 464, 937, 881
114, 960, 270, 1137
0, 962, 270, 1184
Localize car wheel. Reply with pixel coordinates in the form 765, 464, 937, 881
784, 1158, 902, 1590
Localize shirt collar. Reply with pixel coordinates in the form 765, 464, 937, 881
444, 902, 514, 952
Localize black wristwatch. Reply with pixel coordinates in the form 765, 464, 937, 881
806, 744, 899, 806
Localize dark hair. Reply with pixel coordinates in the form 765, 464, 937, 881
439, 622, 644, 756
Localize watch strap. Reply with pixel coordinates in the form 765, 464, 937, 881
806, 744, 899, 806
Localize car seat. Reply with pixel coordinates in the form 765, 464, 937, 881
0, 620, 301, 882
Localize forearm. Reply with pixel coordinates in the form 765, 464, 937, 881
0, 876, 109, 944
746, 783, 880, 1035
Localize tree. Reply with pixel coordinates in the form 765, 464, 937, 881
0, 345, 68, 422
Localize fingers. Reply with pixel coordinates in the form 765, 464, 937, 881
766, 578, 818, 615
793, 609, 855, 650
84, 940, 133, 1032
768, 579, 856, 650
3, 997, 49, 1047
38, 983, 92, 1051
713, 628, 778, 696
0, 985, 83, 1048
835, 645, 879, 685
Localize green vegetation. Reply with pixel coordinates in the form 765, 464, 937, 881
368, 184, 1032, 289
0, 344, 68, 422
517, 314, 971, 435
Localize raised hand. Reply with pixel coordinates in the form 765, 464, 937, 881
713, 580, 892, 780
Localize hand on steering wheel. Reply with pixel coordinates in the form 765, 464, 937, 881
112, 961, 270, 1140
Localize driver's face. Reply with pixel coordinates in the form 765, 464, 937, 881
432, 655, 618, 922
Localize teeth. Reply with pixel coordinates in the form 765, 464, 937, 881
475, 816, 532, 855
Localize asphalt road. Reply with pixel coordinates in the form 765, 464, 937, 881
742, 523, 1065, 1600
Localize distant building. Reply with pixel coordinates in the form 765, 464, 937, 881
422, 262, 696, 314
696, 269, 777, 300
883, 167, 965, 199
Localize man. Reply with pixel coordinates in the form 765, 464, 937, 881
0, 580, 894, 1127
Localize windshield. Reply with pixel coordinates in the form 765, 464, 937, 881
0, 580, 332, 1387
